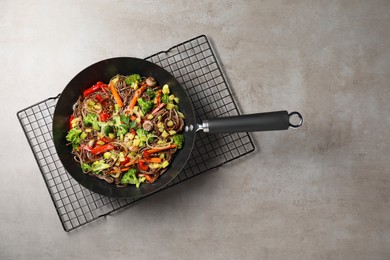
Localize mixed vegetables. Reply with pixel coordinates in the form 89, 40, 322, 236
66, 74, 185, 188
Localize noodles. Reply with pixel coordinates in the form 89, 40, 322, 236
66, 74, 185, 188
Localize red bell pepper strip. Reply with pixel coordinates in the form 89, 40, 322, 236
100, 136, 112, 143
138, 160, 149, 171
90, 144, 114, 155
83, 82, 104, 97
120, 156, 130, 165
143, 150, 150, 159
95, 94, 104, 102
80, 144, 92, 152
69, 115, 74, 129
150, 103, 166, 115
99, 112, 110, 122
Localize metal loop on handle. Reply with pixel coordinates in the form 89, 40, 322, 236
288, 112, 303, 128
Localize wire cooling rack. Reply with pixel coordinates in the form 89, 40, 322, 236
17, 35, 255, 232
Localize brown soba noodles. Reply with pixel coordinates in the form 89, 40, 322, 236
66, 74, 185, 188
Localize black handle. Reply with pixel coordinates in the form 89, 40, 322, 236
202, 111, 302, 133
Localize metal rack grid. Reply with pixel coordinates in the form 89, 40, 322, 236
17, 35, 255, 232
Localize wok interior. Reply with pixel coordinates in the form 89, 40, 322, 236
53, 57, 196, 198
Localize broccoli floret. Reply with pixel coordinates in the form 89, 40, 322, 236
120, 114, 130, 125
121, 169, 145, 188
81, 163, 91, 172
112, 115, 135, 139
121, 169, 138, 185
112, 115, 121, 126
125, 74, 141, 86
172, 134, 184, 149
91, 160, 110, 174
136, 128, 149, 139
83, 114, 100, 131
66, 128, 82, 149
137, 98, 154, 115
136, 128, 151, 147
117, 124, 128, 140
145, 88, 156, 99
161, 94, 170, 105
103, 124, 114, 136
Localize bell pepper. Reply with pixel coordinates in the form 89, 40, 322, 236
80, 144, 92, 152
120, 156, 130, 165
69, 115, 74, 129
138, 160, 149, 171
90, 144, 114, 155
83, 82, 108, 97
150, 103, 166, 115
95, 94, 104, 102
99, 136, 112, 143
99, 112, 110, 122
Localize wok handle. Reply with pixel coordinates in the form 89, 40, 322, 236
200, 111, 303, 133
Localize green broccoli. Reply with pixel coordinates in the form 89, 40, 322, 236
83, 114, 100, 131
145, 88, 156, 99
120, 114, 130, 125
136, 128, 151, 147
125, 74, 141, 86
137, 98, 154, 115
161, 94, 170, 105
91, 160, 110, 174
136, 128, 149, 139
103, 124, 114, 136
81, 163, 91, 172
66, 128, 82, 149
121, 169, 138, 185
172, 134, 184, 149
117, 124, 129, 140
121, 169, 145, 188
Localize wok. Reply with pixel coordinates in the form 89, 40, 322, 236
53, 57, 303, 198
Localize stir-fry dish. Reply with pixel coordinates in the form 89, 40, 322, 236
66, 74, 185, 188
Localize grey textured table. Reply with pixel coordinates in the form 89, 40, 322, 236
2, 1, 390, 259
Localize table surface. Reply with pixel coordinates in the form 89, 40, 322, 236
2, 1, 390, 259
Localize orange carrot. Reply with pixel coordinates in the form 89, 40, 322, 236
110, 167, 121, 175
156, 89, 162, 105
144, 144, 177, 156
143, 157, 163, 163
110, 81, 124, 107
124, 159, 139, 167
120, 167, 130, 172
128, 85, 148, 110
144, 174, 153, 182
128, 94, 138, 110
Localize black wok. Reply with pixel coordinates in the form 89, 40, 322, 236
53, 57, 303, 198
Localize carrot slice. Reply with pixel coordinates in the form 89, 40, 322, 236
143, 157, 163, 163
144, 144, 177, 155
144, 174, 153, 182
156, 89, 162, 105
128, 85, 148, 110
110, 81, 124, 107
124, 159, 139, 167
